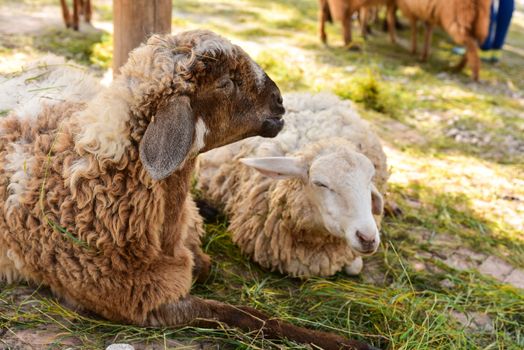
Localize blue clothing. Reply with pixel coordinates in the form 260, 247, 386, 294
481, 0, 515, 50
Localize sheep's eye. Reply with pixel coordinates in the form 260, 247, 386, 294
313, 181, 330, 189
217, 78, 233, 90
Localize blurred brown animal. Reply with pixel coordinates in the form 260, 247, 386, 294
318, 0, 396, 47
359, 6, 378, 39
60, 0, 92, 31
391, 0, 491, 80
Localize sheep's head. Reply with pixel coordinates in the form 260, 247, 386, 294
121, 30, 284, 180
240, 141, 383, 255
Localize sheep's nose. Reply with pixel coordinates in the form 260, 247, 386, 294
271, 91, 285, 114
272, 91, 283, 106
356, 230, 376, 247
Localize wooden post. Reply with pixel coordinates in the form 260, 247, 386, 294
113, 0, 172, 75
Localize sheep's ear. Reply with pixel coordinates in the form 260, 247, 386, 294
371, 184, 383, 215
140, 96, 194, 181
240, 157, 307, 180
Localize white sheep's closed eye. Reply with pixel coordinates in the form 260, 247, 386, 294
312, 180, 330, 189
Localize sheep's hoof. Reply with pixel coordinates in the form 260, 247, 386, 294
346, 43, 362, 52
344, 256, 363, 276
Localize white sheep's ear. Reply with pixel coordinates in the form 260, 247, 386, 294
140, 96, 195, 181
240, 157, 307, 180
371, 184, 384, 215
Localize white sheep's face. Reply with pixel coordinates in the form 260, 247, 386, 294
240, 149, 383, 255
305, 152, 382, 255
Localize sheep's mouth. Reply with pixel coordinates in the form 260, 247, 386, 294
259, 114, 284, 138
352, 245, 378, 256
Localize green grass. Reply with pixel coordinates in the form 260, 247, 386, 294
0, 0, 523, 349
1, 229, 523, 349
34, 28, 106, 67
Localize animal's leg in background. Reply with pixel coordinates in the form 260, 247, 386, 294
60, 0, 72, 28
464, 36, 481, 81
146, 297, 378, 350
84, 0, 92, 24
387, 5, 397, 44
78, 0, 84, 15
410, 18, 418, 54
342, 9, 353, 47
319, 0, 329, 44
421, 22, 433, 62
360, 7, 369, 40
72, 0, 80, 30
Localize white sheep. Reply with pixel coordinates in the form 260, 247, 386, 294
197, 92, 389, 278
0, 30, 377, 350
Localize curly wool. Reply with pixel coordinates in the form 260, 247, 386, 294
0, 30, 238, 323
197, 92, 388, 277
73, 31, 236, 164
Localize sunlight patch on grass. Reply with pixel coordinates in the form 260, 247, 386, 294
334, 70, 402, 119
34, 28, 105, 66
386, 146, 524, 265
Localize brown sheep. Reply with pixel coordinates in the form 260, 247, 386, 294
318, 0, 396, 47
0, 30, 377, 350
391, 0, 491, 80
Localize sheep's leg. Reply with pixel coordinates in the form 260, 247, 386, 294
464, 36, 480, 81
451, 36, 480, 81
410, 18, 418, 55
181, 198, 211, 283
146, 297, 378, 350
360, 7, 369, 40
344, 256, 363, 276
84, 0, 92, 24
187, 239, 211, 283
72, 0, 80, 31
60, 0, 72, 28
421, 22, 433, 62
386, 5, 397, 44
318, 0, 329, 45
78, 0, 84, 15
342, 10, 353, 47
